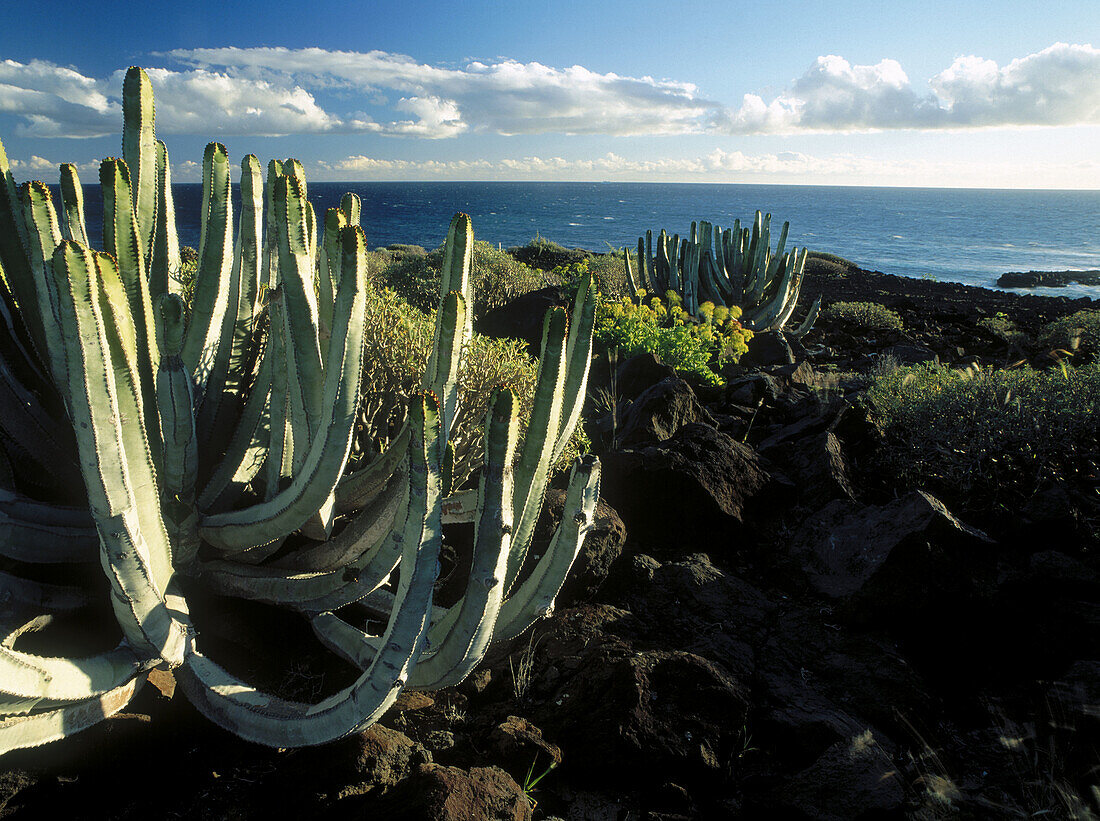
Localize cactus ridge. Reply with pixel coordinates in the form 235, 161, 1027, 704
0, 68, 600, 752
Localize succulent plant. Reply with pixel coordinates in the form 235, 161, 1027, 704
627, 212, 820, 336
0, 67, 598, 752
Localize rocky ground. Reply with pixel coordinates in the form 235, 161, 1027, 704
1, 263, 1097, 820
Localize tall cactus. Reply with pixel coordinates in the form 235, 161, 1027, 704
0, 67, 599, 753
633, 211, 820, 336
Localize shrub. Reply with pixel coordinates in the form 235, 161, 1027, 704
374, 240, 550, 321
864, 361, 1100, 517
585, 250, 632, 302
1042, 309, 1100, 362
509, 235, 590, 271
978, 311, 1028, 346
594, 293, 752, 386
805, 251, 858, 278
354, 285, 584, 489
822, 301, 904, 332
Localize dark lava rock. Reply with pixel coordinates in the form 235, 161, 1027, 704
489, 715, 563, 769
775, 730, 905, 821
534, 646, 749, 785
599, 424, 776, 559
616, 375, 716, 449
614, 351, 677, 402
533, 488, 626, 605
741, 330, 796, 366
310, 724, 430, 795
376, 763, 532, 821
997, 269, 1100, 288
881, 342, 938, 364
608, 553, 773, 680
761, 431, 857, 510
789, 490, 995, 617
475, 286, 569, 353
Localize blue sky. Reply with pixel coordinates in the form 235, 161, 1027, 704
2, 0, 1098, 187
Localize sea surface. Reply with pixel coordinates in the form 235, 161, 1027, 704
68, 182, 1100, 298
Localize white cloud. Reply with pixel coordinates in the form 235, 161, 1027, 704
0, 44, 1097, 142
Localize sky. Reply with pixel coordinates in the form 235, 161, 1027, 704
1, 0, 1098, 188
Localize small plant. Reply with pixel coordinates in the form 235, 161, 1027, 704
594, 293, 752, 386
822, 301, 905, 332
1042, 309, 1100, 363
509, 631, 543, 701
978, 311, 1028, 346
521, 754, 557, 810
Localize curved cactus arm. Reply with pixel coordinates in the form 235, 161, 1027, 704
765, 220, 790, 284
262, 159, 284, 289
0, 141, 46, 363
0, 355, 83, 497
408, 388, 517, 690
622, 247, 640, 299
263, 289, 291, 501
423, 290, 466, 445
151, 140, 180, 302
58, 164, 88, 246
335, 422, 410, 515
0, 569, 98, 618
504, 308, 568, 591
199, 225, 367, 553
439, 213, 473, 339
0, 674, 143, 755
19, 182, 67, 386
101, 158, 160, 453
339, 192, 361, 227
0, 638, 143, 705
182, 142, 234, 394
493, 454, 600, 642
551, 272, 596, 466
196, 154, 263, 464
194, 473, 407, 606
273, 174, 323, 441
268, 464, 407, 574
317, 207, 347, 363
122, 66, 157, 261
0, 512, 97, 564
50, 242, 186, 665
155, 294, 199, 566
745, 248, 807, 332
176, 394, 443, 749
789, 294, 822, 339
197, 345, 272, 512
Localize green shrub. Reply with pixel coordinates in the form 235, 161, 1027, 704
822, 301, 904, 332
594, 293, 752, 386
805, 251, 858, 278
978, 311, 1028, 346
1042, 309, 1100, 362
374, 240, 550, 321
354, 284, 584, 489
864, 361, 1100, 516
585, 251, 632, 302
508, 235, 590, 271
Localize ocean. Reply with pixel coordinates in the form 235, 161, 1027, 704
63, 182, 1100, 298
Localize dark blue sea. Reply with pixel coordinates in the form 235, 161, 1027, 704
67, 182, 1100, 298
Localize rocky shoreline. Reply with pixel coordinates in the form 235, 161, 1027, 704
1, 264, 1097, 820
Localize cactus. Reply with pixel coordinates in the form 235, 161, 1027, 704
634, 212, 819, 336
0, 68, 598, 752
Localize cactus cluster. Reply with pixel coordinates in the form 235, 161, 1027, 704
626, 212, 820, 336
0, 68, 598, 752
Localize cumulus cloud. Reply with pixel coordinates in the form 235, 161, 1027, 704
0, 43, 1097, 140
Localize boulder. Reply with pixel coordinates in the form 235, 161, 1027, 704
761, 432, 857, 509
489, 715, 563, 770
776, 730, 905, 820
613, 352, 677, 402
599, 424, 776, 559
475, 286, 569, 353
376, 764, 532, 821
789, 491, 995, 618
742, 330, 796, 366
615, 376, 716, 449
532, 489, 626, 605
608, 553, 773, 680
